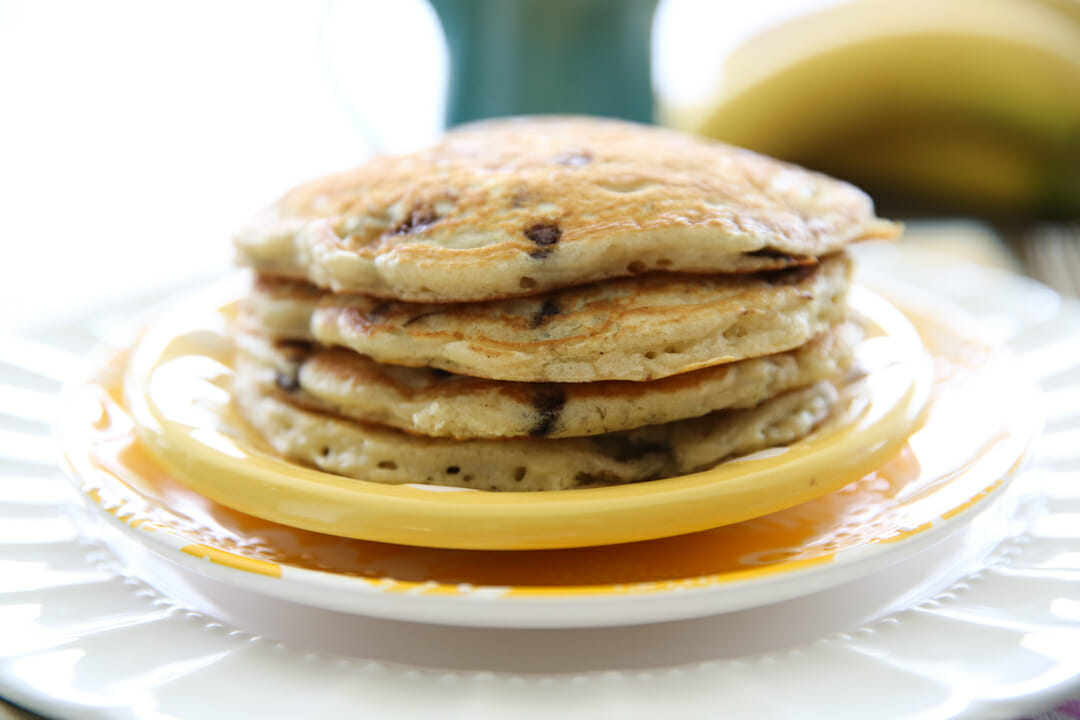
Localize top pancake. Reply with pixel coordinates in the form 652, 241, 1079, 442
233, 117, 899, 302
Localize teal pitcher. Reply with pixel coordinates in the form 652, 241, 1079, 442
429, 0, 659, 127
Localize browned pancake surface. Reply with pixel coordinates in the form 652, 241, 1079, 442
234, 117, 897, 302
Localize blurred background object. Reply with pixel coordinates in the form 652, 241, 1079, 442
430, 0, 658, 126
660, 0, 1080, 222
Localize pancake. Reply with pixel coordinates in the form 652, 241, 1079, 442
233, 117, 898, 302
234, 321, 860, 440
244, 276, 321, 340
243, 251, 852, 382
233, 369, 841, 492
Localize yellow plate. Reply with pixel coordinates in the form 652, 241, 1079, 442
118, 279, 932, 550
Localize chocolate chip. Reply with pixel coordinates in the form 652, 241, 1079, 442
445, 466, 460, 474
367, 302, 392, 320
594, 437, 672, 463
529, 386, 566, 437
525, 222, 562, 259
274, 371, 300, 393
529, 299, 560, 328
275, 339, 315, 363
526, 222, 562, 247
391, 205, 438, 235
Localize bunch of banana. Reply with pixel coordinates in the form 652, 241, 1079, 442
665, 0, 1080, 219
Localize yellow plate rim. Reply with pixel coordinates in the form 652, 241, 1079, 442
111, 280, 933, 549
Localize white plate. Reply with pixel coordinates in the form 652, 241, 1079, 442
2, 243, 1080, 719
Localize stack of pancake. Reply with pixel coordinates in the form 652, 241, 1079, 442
231, 118, 899, 491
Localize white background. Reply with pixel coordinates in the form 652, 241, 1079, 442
0, 0, 828, 332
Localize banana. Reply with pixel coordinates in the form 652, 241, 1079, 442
664, 0, 1080, 218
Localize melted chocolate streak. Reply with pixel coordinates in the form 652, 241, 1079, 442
529, 386, 566, 437
391, 206, 437, 235
529, 299, 560, 328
